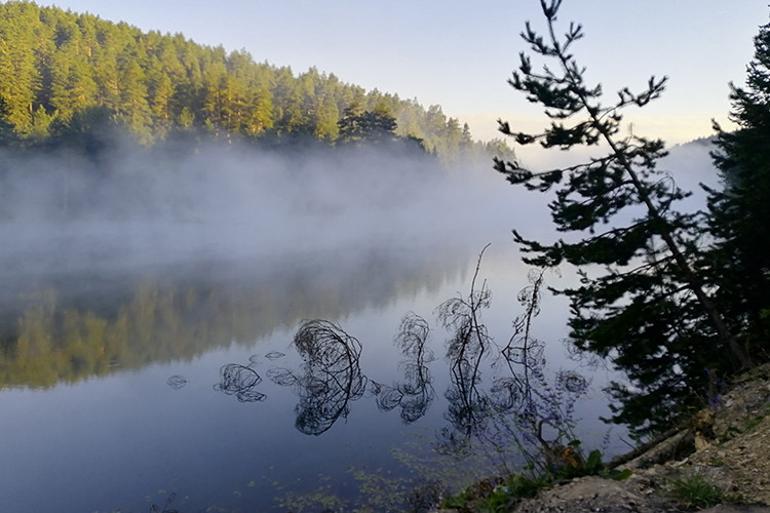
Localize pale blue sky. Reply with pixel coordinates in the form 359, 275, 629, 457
32, 1, 770, 143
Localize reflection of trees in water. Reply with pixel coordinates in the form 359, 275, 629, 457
371, 313, 435, 424
0, 247, 468, 390
269, 320, 368, 435
150, 252, 592, 513
213, 363, 266, 402
258, 262, 592, 513
249, 256, 588, 468
435, 246, 495, 454
419, 256, 590, 471
483, 268, 589, 473
269, 315, 435, 435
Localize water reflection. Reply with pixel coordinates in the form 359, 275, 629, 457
246, 257, 590, 474
272, 320, 368, 435
166, 374, 188, 390
204, 257, 595, 513
214, 363, 266, 403
0, 246, 468, 390
437, 248, 496, 453
0, 244, 604, 513
267, 315, 435, 434
372, 313, 435, 424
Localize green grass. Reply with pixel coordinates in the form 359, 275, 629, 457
442, 474, 550, 513
669, 474, 724, 509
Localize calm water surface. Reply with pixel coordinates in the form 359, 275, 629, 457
0, 237, 626, 513
0, 154, 634, 513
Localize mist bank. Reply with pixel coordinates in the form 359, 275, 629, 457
0, 133, 534, 277
0, 133, 722, 278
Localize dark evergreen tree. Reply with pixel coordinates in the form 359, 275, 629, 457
494, 0, 748, 437
706, 17, 770, 363
337, 102, 365, 142
358, 105, 398, 143
337, 103, 397, 144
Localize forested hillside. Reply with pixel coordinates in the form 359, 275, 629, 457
0, 1, 510, 160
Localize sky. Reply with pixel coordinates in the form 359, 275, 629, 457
31, 0, 770, 144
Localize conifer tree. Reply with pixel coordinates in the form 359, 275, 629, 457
245, 83, 274, 136
148, 64, 173, 134
494, 0, 748, 435
314, 94, 340, 141
0, 3, 40, 135
117, 59, 151, 140
337, 102, 365, 142
706, 17, 770, 362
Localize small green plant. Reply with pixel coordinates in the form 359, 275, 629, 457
553, 444, 632, 482
477, 475, 551, 513
441, 446, 630, 513
441, 474, 550, 513
669, 474, 724, 509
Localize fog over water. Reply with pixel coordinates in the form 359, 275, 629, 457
0, 140, 538, 275
0, 136, 719, 513
0, 135, 717, 273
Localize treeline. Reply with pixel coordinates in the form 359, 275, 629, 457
0, 1, 513, 162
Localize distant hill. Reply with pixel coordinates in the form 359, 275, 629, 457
0, 1, 512, 161
660, 137, 721, 212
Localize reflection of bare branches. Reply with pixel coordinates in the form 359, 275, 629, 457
436, 244, 494, 452
271, 320, 368, 436
267, 367, 298, 387
489, 268, 590, 474
373, 313, 435, 423
500, 268, 547, 405
213, 363, 266, 402
430, 259, 591, 474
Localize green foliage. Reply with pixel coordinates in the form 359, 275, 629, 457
442, 445, 629, 513
669, 475, 724, 509
337, 102, 396, 143
476, 475, 549, 513
495, 0, 751, 438
706, 17, 770, 364
0, 1, 514, 161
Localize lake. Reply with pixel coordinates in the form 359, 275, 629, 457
0, 153, 628, 513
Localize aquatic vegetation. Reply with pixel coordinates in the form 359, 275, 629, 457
213, 363, 266, 402
166, 375, 188, 390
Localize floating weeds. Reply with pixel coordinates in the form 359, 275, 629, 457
268, 320, 369, 435
166, 375, 188, 390
265, 351, 286, 360
213, 363, 266, 402
372, 313, 436, 424
271, 467, 440, 513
